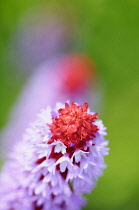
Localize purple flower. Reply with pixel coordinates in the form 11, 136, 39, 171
0, 102, 109, 210
1, 54, 100, 158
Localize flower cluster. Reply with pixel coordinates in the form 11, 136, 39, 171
0, 102, 109, 210
1, 54, 97, 159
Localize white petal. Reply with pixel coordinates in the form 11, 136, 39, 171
60, 161, 67, 172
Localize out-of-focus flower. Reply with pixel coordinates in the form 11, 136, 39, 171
0, 102, 109, 210
10, 6, 77, 71
1, 54, 100, 158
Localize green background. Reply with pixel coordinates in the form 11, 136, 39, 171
0, 0, 139, 209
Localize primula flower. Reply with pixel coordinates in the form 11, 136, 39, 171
11, 6, 77, 71
1, 54, 99, 158
0, 102, 109, 210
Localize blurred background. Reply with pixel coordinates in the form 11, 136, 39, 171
0, 0, 139, 210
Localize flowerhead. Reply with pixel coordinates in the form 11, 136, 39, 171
0, 102, 109, 210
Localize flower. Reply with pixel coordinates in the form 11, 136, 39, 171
0, 102, 109, 210
1, 54, 98, 159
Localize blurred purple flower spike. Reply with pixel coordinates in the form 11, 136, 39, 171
1, 54, 101, 158
11, 6, 77, 71
0, 102, 109, 210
